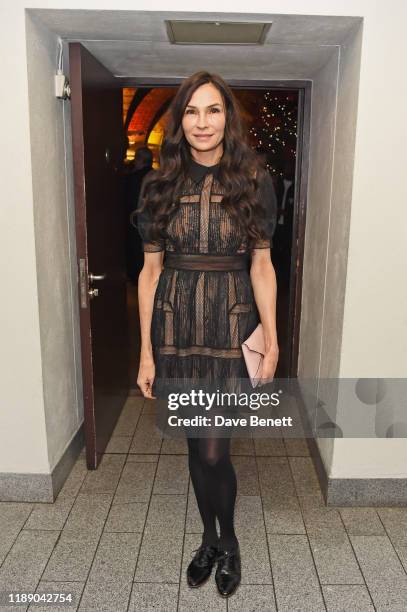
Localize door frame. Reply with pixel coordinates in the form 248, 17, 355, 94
122, 76, 311, 378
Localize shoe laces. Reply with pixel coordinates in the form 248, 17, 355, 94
216, 548, 239, 567
217, 550, 233, 560
191, 544, 217, 567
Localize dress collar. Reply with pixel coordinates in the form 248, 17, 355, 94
187, 156, 221, 184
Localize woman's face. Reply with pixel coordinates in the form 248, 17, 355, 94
181, 83, 226, 156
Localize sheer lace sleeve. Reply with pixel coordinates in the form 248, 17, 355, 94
251, 171, 278, 249
130, 176, 165, 253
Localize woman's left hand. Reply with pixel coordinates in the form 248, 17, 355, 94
259, 345, 279, 385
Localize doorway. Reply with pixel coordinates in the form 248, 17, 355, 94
69, 42, 310, 466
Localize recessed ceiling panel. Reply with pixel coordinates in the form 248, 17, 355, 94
165, 20, 272, 45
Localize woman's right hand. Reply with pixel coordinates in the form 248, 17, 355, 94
137, 357, 157, 399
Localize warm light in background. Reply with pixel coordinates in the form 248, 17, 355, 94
123, 87, 175, 167
122, 87, 297, 175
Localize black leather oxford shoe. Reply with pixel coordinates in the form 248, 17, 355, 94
215, 545, 241, 597
186, 544, 219, 588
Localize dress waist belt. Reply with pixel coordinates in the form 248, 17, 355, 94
164, 253, 250, 271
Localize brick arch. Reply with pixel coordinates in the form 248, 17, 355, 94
128, 88, 176, 137
145, 97, 174, 143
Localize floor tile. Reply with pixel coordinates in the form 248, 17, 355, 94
63, 493, 113, 533
232, 456, 260, 495
129, 414, 162, 454
28, 581, 85, 611
350, 534, 407, 611
152, 455, 189, 495
78, 579, 132, 611
128, 583, 179, 612
161, 436, 188, 454
302, 506, 364, 584
0, 503, 33, 565
134, 495, 187, 583
79, 454, 126, 495
112, 462, 156, 505
87, 532, 141, 583
228, 584, 276, 611
235, 496, 272, 584
283, 437, 310, 456
24, 496, 75, 531
322, 584, 374, 611
0, 502, 34, 527
185, 481, 204, 534
141, 399, 158, 414
231, 436, 255, 456
42, 529, 100, 582
0, 530, 60, 591
104, 436, 133, 453
288, 457, 325, 508
124, 396, 144, 408
377, 508, 407, 571
104, 502, 148, 533
112, 402, 141, 436
257, 457, 305, 534
339, 507, 385, 536
267, 535, 325, 611
254, 437, 286, 457
126, 454, 159, 463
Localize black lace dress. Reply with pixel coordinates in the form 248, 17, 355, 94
136, 157, 277, 400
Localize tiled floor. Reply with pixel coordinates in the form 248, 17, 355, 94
1, 396, 407, 611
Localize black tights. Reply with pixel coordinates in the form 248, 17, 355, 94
187, 435, 238, 551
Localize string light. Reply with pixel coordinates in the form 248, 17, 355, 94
249, 89, 298, 173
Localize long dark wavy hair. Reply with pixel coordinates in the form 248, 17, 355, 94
135, 71, 270, 247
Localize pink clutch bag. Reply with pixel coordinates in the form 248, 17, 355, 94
241, 323, 266, 388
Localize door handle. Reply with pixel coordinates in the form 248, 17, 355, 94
89, 273, 106, 282
79, 259, 106, 307
88, 273, 105, 300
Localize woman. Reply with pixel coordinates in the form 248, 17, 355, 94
135, 71, 279, 598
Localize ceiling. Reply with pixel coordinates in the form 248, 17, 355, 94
30, 9, 362, 80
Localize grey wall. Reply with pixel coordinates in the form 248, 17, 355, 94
297, 23, 363, 474
322, 23, 362, 380
298, 50, 339, 380
297, 47, 339, 473
25, 13, 84, 471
